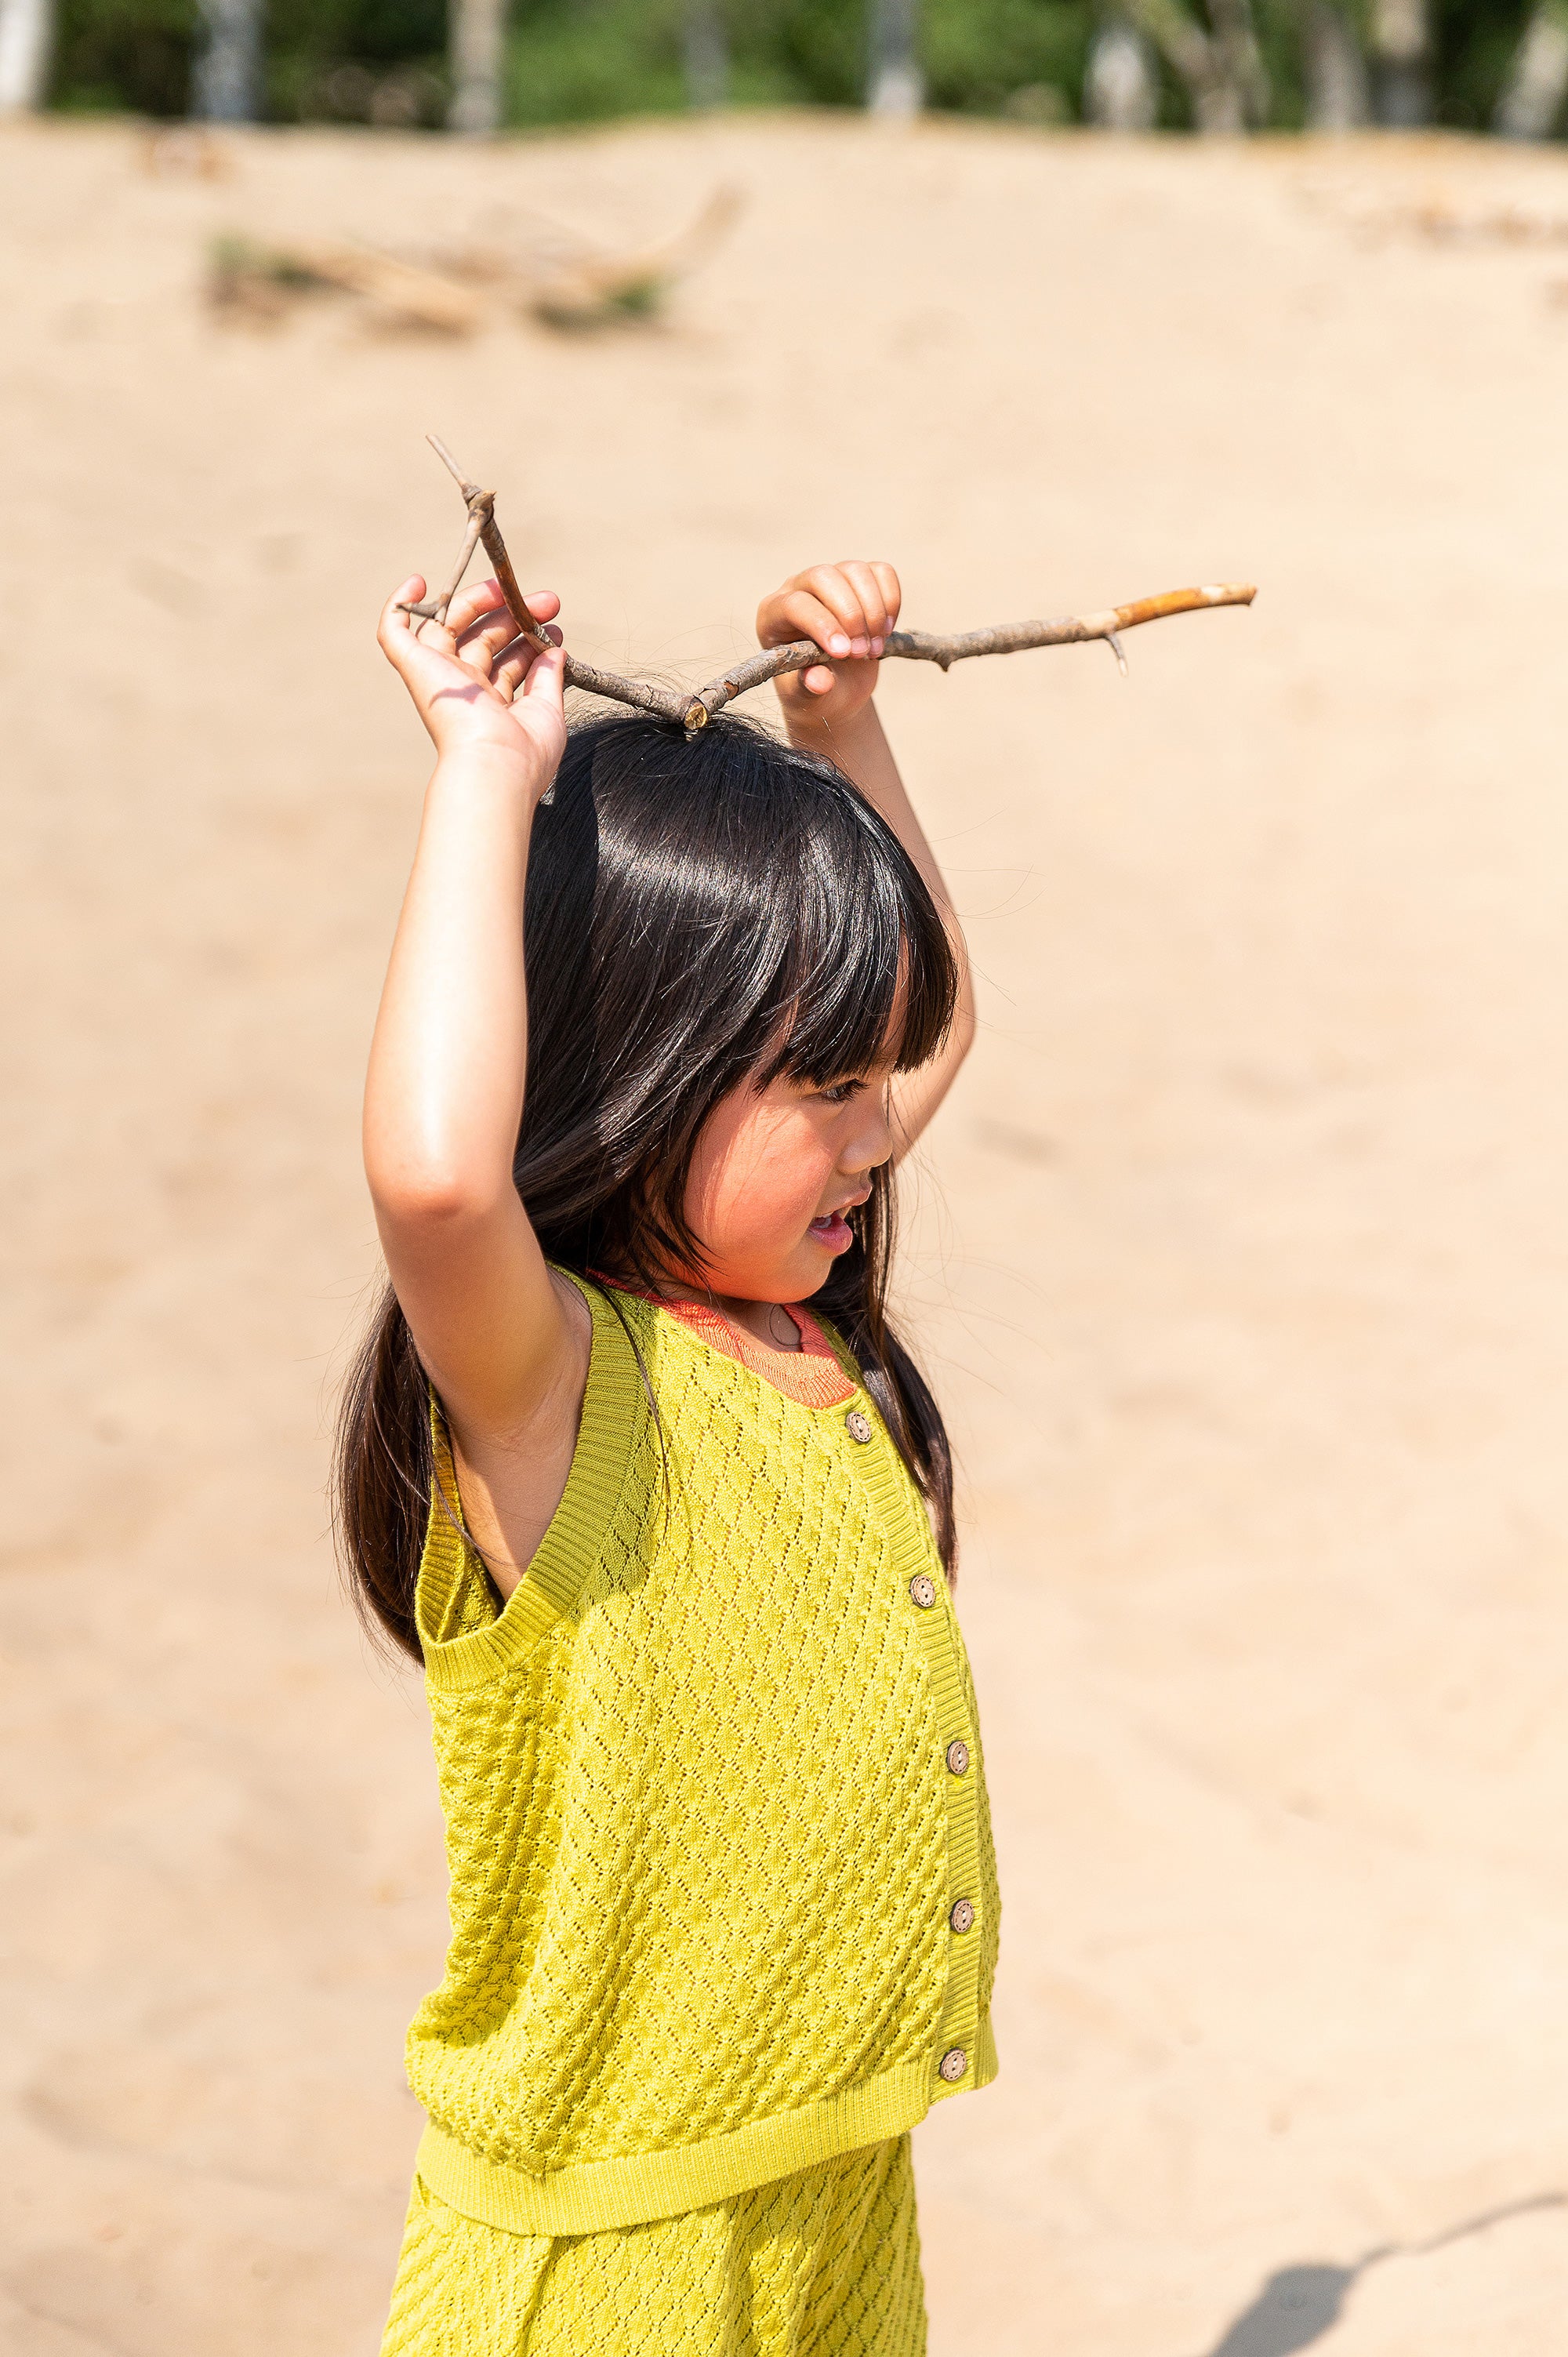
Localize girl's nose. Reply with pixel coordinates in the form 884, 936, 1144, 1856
848, 1099, 895, 1171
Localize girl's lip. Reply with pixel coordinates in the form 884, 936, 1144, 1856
808, 1211, 856, 1254
814, 1189, 870, 1220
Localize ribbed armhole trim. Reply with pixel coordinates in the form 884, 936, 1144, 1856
417, 1278, 648, 1692
415, 2050, 976, 2234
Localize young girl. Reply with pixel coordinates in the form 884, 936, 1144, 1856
339, 552, 1000, 2356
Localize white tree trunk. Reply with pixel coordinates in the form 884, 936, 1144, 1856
1303, 0, 1368, 128
0, 0, 53, 113
449, 0, 507, 137
192, 0, 262, 122
1495, 3, 1568, 138
684, 1, 728, 110
1370, 0, 1429, 123
1085, 17, 1159, 129
868, 0, 923, 118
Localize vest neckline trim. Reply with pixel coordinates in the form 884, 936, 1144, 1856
590, 1273, 857, 1411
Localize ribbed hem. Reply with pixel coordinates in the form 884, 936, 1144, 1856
416, 2033, 993, 2235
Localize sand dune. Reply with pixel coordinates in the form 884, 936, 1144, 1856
4, 109, 1568, 2354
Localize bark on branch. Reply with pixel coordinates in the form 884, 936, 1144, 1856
401, 439, 1256, 737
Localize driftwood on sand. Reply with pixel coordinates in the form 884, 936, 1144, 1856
401, 438, 1257, 737
210, 187, 742, 335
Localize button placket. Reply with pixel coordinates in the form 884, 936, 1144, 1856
827, 1376, 985, 2102
933, 1715, 981, 2082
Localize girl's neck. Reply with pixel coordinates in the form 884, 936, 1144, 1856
662, 1285, 804, 1356
588, 1263, 808, 1356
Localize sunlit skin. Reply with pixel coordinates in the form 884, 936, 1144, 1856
669, 1063, 898, 1347
367, 555, 971, 1595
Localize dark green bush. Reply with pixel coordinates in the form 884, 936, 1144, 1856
920, 0, 1090, 116
1432, 0, 1533, 128
53, 0, 198, 115
504, 0, 688, 126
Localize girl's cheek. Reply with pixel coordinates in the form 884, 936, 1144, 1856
728, 1164, 822, 1248
713, 1161, 829, 1266
686, 1095, 837, 1267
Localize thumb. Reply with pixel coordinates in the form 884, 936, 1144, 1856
378, 577, 429, 679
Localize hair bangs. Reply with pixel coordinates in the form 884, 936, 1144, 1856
764, 807, 958, 1089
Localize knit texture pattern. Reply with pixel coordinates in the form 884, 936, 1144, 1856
380, 2136, 927, 2357
407, 1278, 1000, 2235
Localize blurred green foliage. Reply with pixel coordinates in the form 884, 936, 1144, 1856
1433, 0, 1533, 128
52, 0, 448, 118
44, 0, 1548, 137
499, 0, 1094, 121
53, 0, 198, 115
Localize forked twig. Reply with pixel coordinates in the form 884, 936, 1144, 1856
400, 438, 1256, 736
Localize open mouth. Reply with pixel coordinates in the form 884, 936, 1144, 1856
808, 1211, 856, 1253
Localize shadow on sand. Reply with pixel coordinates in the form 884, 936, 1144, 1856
1193, 2192, 1565, 2357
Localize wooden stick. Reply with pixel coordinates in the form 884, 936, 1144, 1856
682, 586, 1255, 728
402, 440, 1255, 736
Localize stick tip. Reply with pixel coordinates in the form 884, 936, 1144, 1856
425, 432, 473, 491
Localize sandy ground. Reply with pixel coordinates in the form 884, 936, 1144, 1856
5, 107, 1568, 2356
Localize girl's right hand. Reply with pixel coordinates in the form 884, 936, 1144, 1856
378, 575, 568, 794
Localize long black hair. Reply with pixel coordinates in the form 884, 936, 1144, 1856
336, 711, 960, 1662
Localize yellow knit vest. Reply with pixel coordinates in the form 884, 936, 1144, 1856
408, 1277, 1000, 2236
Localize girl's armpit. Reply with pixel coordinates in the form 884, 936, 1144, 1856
445, 1274, 594, 1602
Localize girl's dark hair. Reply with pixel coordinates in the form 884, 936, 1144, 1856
335, 711, 960, 1662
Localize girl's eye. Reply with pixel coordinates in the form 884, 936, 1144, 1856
818, 1079, 864, 1106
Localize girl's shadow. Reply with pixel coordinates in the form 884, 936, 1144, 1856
1194, 2194, 1564, 2357
1200, 2259, 1377, 2357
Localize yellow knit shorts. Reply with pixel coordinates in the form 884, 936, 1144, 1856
379, 2134, 927, 2357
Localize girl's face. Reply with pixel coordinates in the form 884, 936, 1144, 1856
682, 1059, 897, 1303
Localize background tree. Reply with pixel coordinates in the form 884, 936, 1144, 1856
1122, 0, 1269, 129
1494, 0, 1568, 134
1369, 0, 1430, 120
684, 0, 728, 106
31, 0, 1566, 141
449, 0, 505, 129
191, 0, 260, 117
868, 0, 923, 113
1084, 12, 1158, 125
1301, 0, 1367, 125
0, 0, 54, 110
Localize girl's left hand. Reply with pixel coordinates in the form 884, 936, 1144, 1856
758, 561, 902, 735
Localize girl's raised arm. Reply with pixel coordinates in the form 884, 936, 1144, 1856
758, 561, 977, 1153
365, 577, 590, 1463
